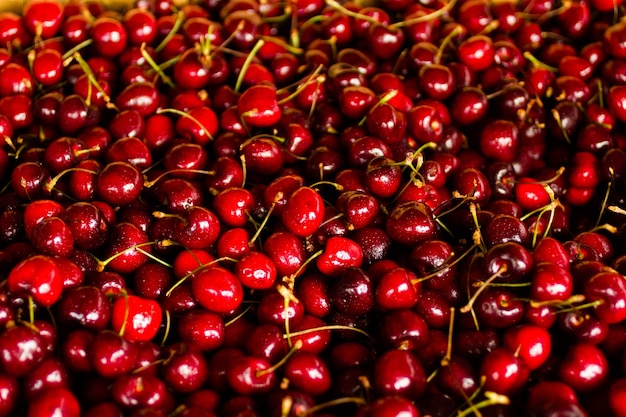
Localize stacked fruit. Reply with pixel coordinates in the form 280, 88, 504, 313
2, 0, 626, 415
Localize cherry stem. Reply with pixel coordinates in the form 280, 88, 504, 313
61, 38, 93, 62
224, 304, 253, 327
165, 256, 238, 297
609, 205, 626, 216
357, 89, 399, 126
140, 43, 175, 89
70, 52, 116, 110
555, 299, 604, 314
143, 168, 216, 188
260, 35, 303, 55
156, 108, 215, 142
283, 324, 372, 340
469, 202, 487, 253
460, 264, 508, 314
283, 249, 324, 290
435, 25, 463, 64
118, 290, 130, 338
299, 397, 368, 416
529, 294, 585, 308
325, 0, 380, 25
256, 339, 303, 377
310, 180, 343, 191
248, 192, 282, 247
277, 65, 325, 105
596, 177, 613, 228
523, 51, 557, 72
440, 306, 455, 366
389, 0, 458, 29
457, 391, 510, 417
234, 38, 266, 93
207, 21, 246, 58
160, 310, 171, 346
94, 240, 174, 272
44, 167, 99, 193
28, 295, 35, 326
277, 283, 301, 347
155, 11, 184, 54
135, 247, 173, 269
413, 243, 478, 284
520, 198, 560, 222
240, 154, 248, 188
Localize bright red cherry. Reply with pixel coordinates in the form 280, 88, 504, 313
111, 294, 162, 342
7, 255, 63, 307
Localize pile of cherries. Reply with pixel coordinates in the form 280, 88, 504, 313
4, 0, 626, 415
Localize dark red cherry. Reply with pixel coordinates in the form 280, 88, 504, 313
385, 201, 437, 246
0, 325, 45, 377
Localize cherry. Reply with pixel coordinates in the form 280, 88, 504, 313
375, 267, 420, 310
237, 84, 282, 128
284, 352, 332, 396
373, 349, 427, 398
584, 271, 626, 324
112, 373, 168, 411
27, 387, 80, 417
479, 119, 519, 162
408, 104, 444, 145
7, 255, 63, 307
234, 251, 277, 290
97, 162, 143, 207
23, 357, 69, 400
91, 16, 128, 58
379, 308, 430, 350
227, 356, 277, 395
558, 343, 608, 392
610, 378, 626, 417
90, 330, 139, 378
503, 324, 552, 370
191, 266, 244, 314
240, 136, 285, 176
385, 201, 438, 246
111, 294, 162, 342
162, 345, 209, 393
0, 324, 46, 378
364, 396, 420, 417
0, 374, 18, 417
101, 222, 151, 274
57, 285, 111, 330
281, 186, 325, 237
480, 347, 530, 395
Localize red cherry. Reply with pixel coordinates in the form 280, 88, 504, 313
503, 324, 552, 370
281, 186, 325, 237
91, 16, 128, 57
191, 266, 244, 314
237, 84, 282, 128
234, 251, 278, 290
480, 347, 530, 395
584, 271, 626, 324
27, 387, 80, 417
316, 237, 364, 278
558, 343, 609, 392
7, 255, 63, 307
22, 0, 64, 39
111, 294, 162, 342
